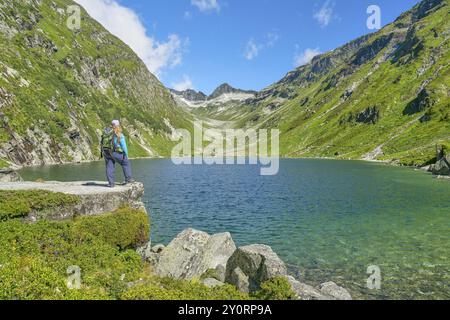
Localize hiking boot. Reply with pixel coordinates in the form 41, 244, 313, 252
125, 179, 136, 185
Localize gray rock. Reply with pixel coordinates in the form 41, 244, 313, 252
137, 241, 152, 260
152, 244, 165, 253
154, 229, 236, 280
0, 169, 23, 182
285, 276, 329, 300
429, 155, 450, 176
318, 282, 353, 300
0, 181, 146, 220
225, 244, 287, 292
215, 264, 226, 283
228, 267, 250, 293
201, 278, 225, 288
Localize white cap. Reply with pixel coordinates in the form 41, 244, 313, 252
111, 120, 120, 127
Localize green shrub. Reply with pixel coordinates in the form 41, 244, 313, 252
0, 159, 9, 169
0, 206, 149, 300
254, 277, 297, 300
0, 190, 80, 221
71, 207, 150, 249
121, 277, 249, 301
200, 268, 222, 281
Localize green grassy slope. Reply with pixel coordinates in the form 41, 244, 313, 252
0, 0, 193, 167
198, 0, 449, 166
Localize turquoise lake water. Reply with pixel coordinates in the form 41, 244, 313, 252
20, 159, 450, 300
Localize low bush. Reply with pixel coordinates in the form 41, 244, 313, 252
121, 277, 249, 301
0, 190, 80, 221
0, 206, 148, 300
254, 277, 297, 300
71, 207, 150, 250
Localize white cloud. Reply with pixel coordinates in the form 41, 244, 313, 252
172, 75, 195, 91
244, 39, 261, 60
266, 32, 279, 48
313, 0, 335, 28
74, 0, 187, 77
243, 33, 279, 61
294, 47, 321, 67
191, 0, 220, 12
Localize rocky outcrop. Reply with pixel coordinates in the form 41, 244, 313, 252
429, 155, 450, 176
170, 89, 208, 102
142, 228, 352, 300
356, 107, 380, 124
403, 89, 435, 116
152, 229, 236, 280
0, 181, 146, 220
0, 169, 22, 182
225, 245, 287, 293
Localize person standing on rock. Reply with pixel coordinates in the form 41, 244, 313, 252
101, 120, 135, 188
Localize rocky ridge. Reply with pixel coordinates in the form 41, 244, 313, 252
170, 83, 257, 109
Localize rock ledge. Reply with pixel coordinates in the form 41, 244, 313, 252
0, 181, 146, 220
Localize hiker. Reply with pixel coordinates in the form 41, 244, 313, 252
101, 120, 134, 187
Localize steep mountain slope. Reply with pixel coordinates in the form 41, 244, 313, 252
0, 0, 192, 167
196, 0, 450, 166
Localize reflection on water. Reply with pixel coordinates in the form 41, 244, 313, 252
20, 159, 450, 300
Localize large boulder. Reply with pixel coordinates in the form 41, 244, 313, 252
429, 155, 450, 176
225, 244, 287, 292
154, 229, 236, 280
228, 267, 250, 293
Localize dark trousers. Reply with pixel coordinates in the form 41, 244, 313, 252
103, 150, 133, 186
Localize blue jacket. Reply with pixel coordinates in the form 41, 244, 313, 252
114, 135, 129, 157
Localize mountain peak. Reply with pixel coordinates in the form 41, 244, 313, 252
170, 88, 207, 102
209, 83, 256, 100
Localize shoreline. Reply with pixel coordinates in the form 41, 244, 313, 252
5, 154, 448, 181
12, 155, 430, 172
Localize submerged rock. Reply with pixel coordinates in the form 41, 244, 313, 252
285, 276, 329, 300
154, 229, 236, 280
225, 244, 288, 292
318, 282, 353, 300
285, 277, 353, 300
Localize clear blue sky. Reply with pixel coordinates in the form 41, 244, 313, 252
112, 0, 421, 94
